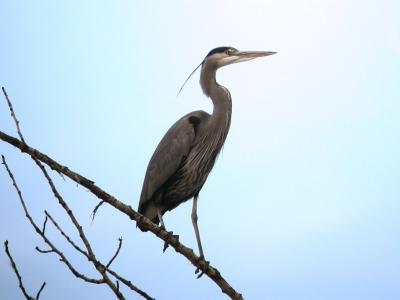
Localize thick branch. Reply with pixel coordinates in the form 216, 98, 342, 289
0, 131, 243, 299
2, 88, 156, 299
0, 87, 243, 300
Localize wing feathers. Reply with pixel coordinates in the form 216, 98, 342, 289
138, 114, 198, 214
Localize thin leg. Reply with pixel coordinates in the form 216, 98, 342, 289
158, 209, 169, 252
191, 195, 205, 259
192, 195, 209, 278
157, 210, 165, 229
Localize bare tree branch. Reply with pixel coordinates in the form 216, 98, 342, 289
33, 159, 126, 299
41, 216, 48, 234
91, 200, 105, 223
35, 247, 55, 254
2, 87, 154, 299
4, 158, 150, 300
44, 211, 88, 257
4, 240, 46, 300
35, 282, 46, 300
2, 87, 26, 143
0, 131, 243, 300
0, 87, 244, 300
2, 155, 104, 285
106, 238, 123, 269
45, 212, 155, 300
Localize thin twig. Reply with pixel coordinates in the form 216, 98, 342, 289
41, 216, 48, 234
1, 90, 129, 299
91, 200, 105, 223
1, 155, 104, 285
57, 171, 66, 181
106, 238, 123, 269
106, 268, 155, 300
33, 160, 125, 300
4, 240, 46, 300
44, 210, 88, 258
35, 282, 46, 300
4, 157, 152, 300
45, 211, 155, 300
2, 87, 25, 143
0, 131, 243, 300
35, 247, 54, 254
0, 132, 243, 300
0, 88, 243, 299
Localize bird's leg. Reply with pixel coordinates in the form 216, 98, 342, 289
191, 195, 204, 258
158, 210, 169, 251
157, 210, 166, 229
192, 195, 209, 278
158, 210, 178, 252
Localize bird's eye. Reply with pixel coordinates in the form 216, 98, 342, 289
225, 48, 234, 55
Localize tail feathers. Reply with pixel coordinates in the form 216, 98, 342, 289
137, 204, 160, 232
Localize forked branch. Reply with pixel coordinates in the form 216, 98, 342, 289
4, 240, 46, 300
0, 87, 243, 300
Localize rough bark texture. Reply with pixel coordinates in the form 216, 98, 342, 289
0, 130, 243, 300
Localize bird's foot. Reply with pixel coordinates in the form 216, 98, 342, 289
160, 225, 170, 252
195, 255, 209, 278
162, 229, 179, 253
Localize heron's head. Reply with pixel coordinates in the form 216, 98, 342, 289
203, 46, 276, 69
178, 46, 276, 95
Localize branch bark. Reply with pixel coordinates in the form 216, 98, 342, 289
0, 87, 244, 300
0, 130, 243, 299
32, 158, 125, 299
2, 155, 104, 285
3, 154, 155, 300
4, 240, 46, 300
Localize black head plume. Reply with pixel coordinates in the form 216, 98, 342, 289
177, 61, 203, 96
177, 46, 236, 96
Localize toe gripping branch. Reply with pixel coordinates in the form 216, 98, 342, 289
161, 228, 179, 253
195, 256, 210, 278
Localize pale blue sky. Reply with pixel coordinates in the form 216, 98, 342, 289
1, 1, 400, 299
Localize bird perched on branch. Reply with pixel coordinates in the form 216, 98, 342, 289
138, 46, 276, 263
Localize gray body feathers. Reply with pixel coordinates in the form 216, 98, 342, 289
138, 100, 231, 230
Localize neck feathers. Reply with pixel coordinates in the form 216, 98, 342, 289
199, 64, 232, 150
199, 64, 232, 115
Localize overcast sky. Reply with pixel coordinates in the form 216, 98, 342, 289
1, 1, 400, 299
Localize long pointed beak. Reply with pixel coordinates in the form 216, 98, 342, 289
234, 51, 277, 63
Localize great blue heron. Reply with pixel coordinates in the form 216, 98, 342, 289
138, 46, 276, 262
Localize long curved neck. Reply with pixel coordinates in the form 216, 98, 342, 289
199, 64, 232, 157
200, 64, 232, 122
